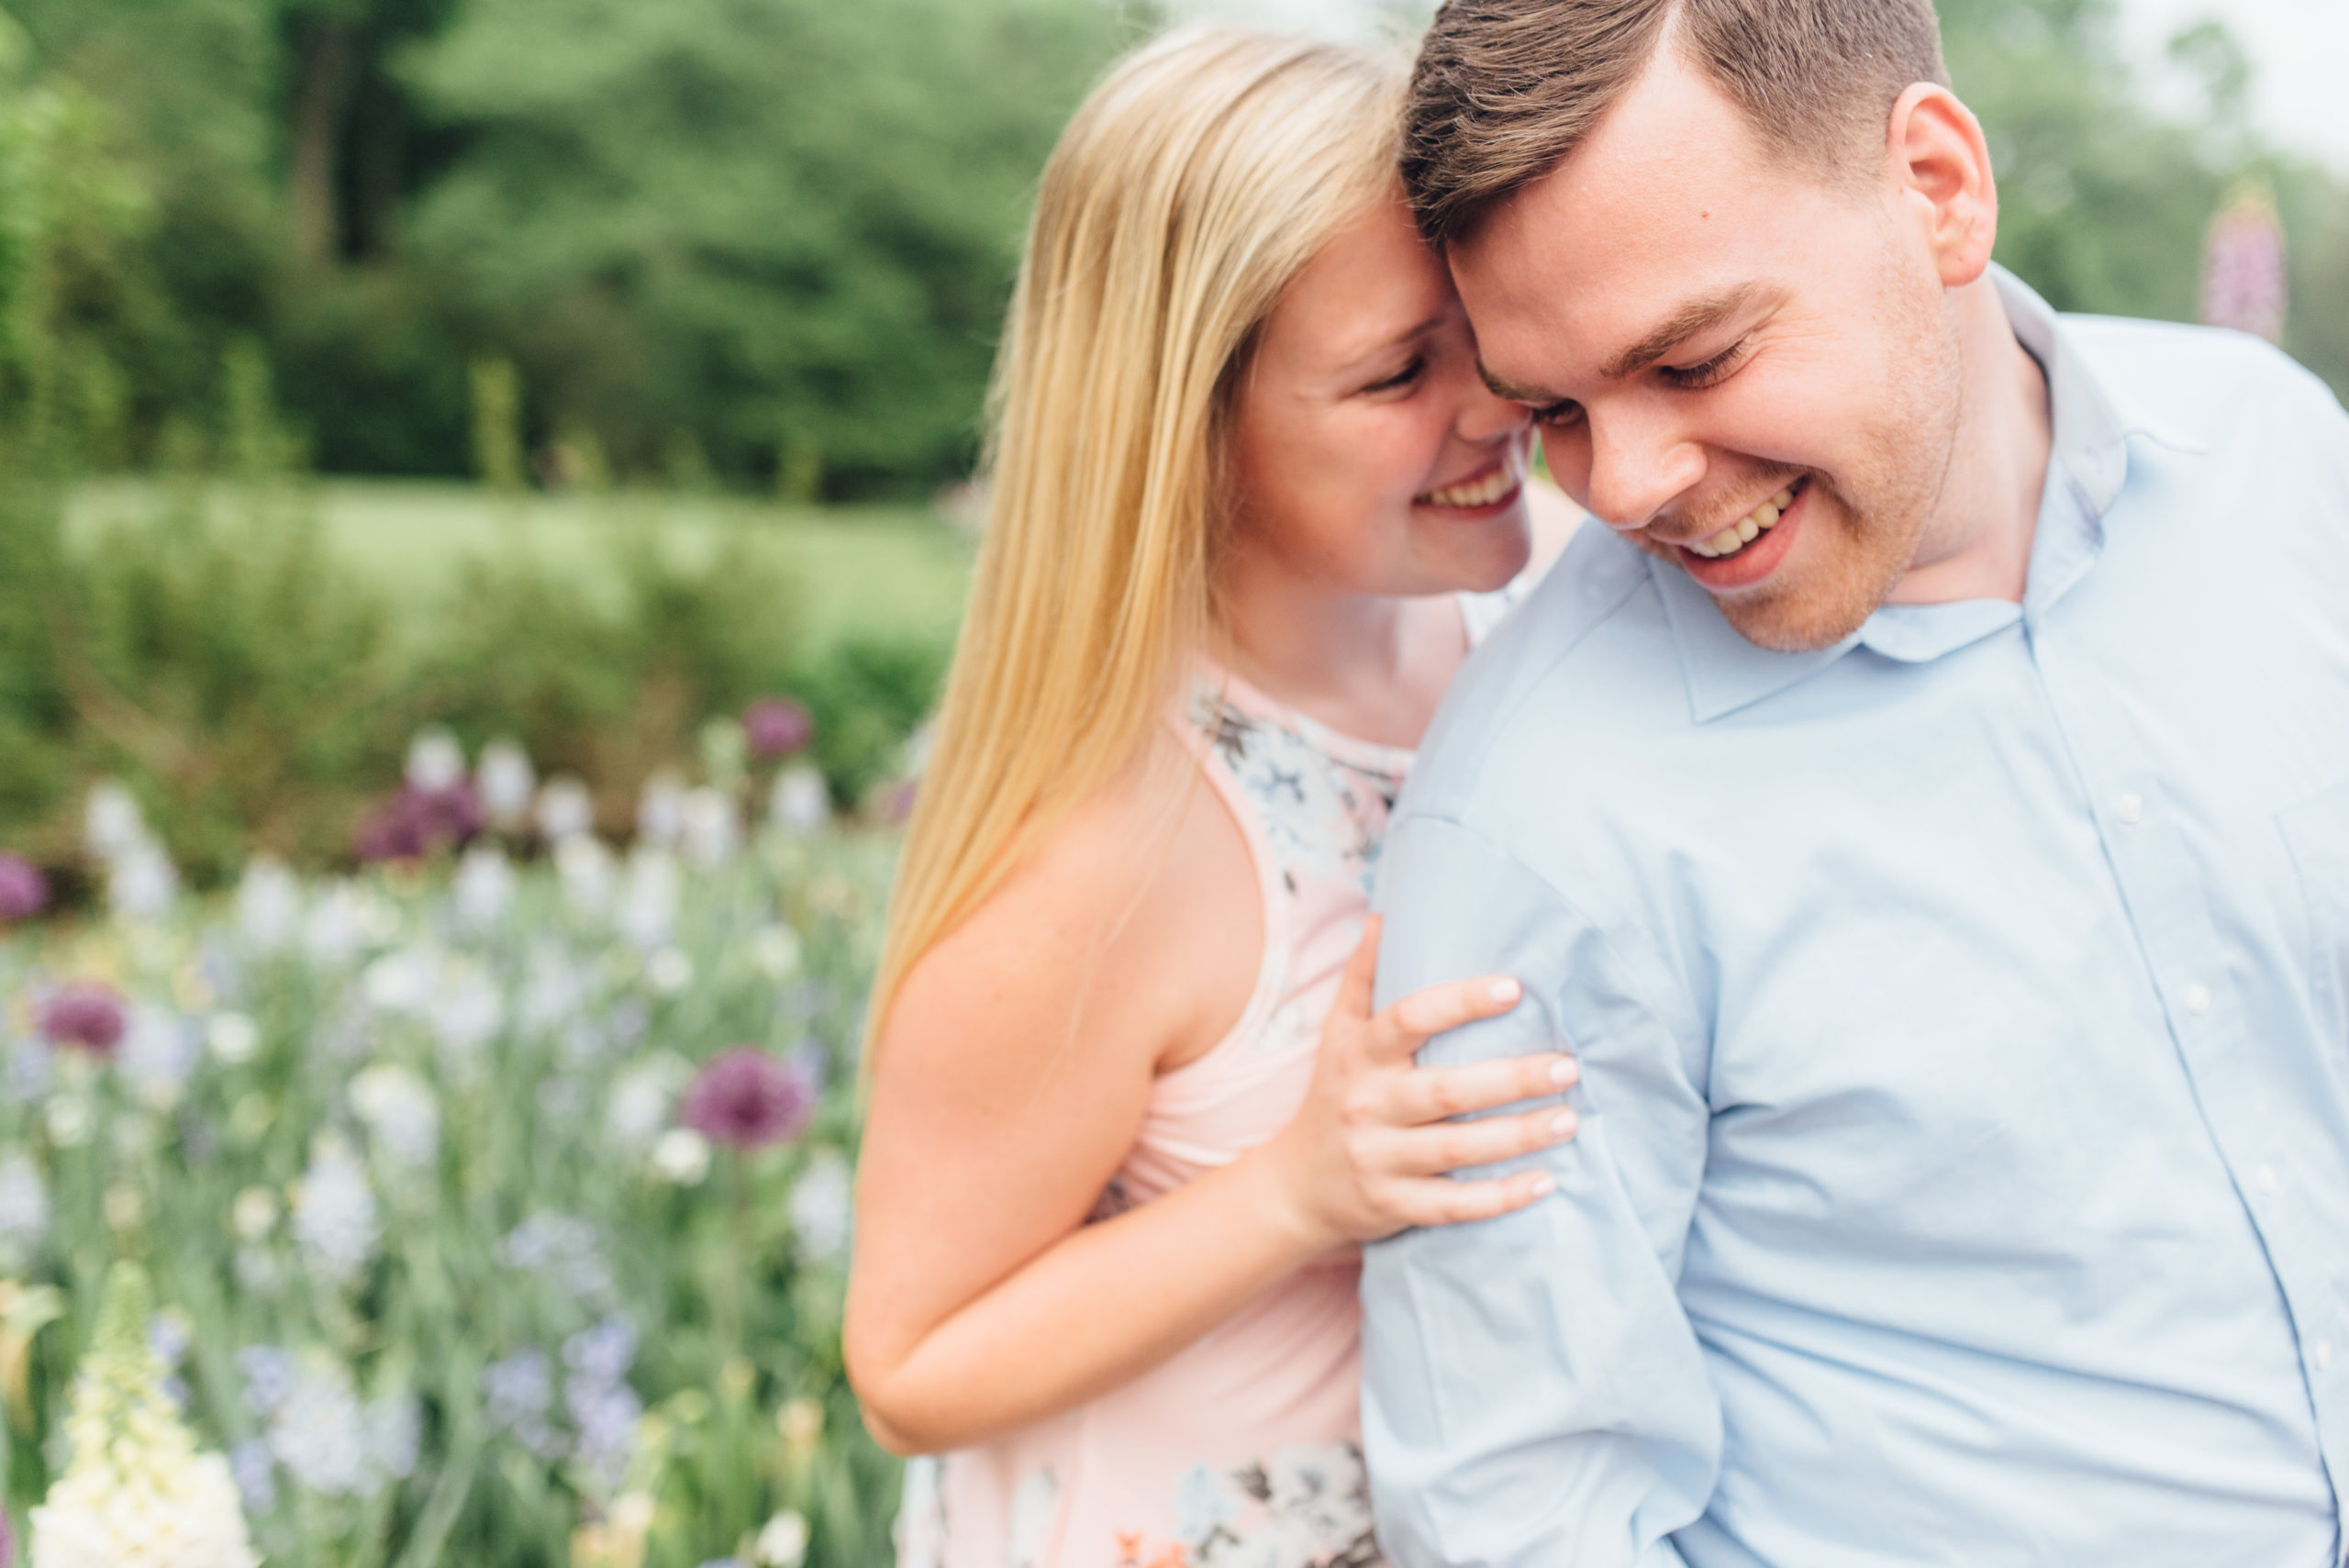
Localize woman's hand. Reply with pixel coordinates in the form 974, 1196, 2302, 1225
1262, 915, 1578, 1252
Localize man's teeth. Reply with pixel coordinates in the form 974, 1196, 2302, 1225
1421, 466, 1518, 508
1686, 485, 1798, 559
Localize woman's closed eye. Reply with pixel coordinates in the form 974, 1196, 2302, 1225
1359, 355, 1425, 395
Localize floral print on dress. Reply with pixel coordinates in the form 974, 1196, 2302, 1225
1188, 684, 1408, 902
1114, 1441, 1378, 1568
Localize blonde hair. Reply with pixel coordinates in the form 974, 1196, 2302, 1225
868, 27, 1407, 1051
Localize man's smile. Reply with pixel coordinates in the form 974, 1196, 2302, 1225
1670, 477, 1811, 591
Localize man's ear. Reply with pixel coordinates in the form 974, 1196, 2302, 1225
1885, 83, 1998, 289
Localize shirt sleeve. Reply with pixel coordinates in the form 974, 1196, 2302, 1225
1362, 814, 1720, 1568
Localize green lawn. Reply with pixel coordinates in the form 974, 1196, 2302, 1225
67, 477, 977, 657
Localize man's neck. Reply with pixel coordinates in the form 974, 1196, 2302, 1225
1887, 276, 2054, 607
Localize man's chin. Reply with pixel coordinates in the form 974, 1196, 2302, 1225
1714, 586, 1878, 653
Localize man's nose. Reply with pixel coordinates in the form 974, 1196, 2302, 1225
1585, 402, 1705, 531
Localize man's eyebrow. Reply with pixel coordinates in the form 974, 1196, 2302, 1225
1476, 360, 1558, 406
1600, 284, 1761, 382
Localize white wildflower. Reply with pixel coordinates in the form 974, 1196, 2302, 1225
536, 775, 596, 841
83, 781, 147, 863
636, 770, 686, 848
607, 1054, 692, 1151
651, 1128, 710, 1186
362, 945, 438, 1016
646, 948, 694, 995
750, 924, 802, 979
0, 1151, 49, 1265
788, 1149, 852, 1265
230, 1186, 278, 1243
452, 844, 517, 931
107, 840, 179, 921
266, 1353, 375, 1497
556, 833, 616, 918
616, 847, 679, 951
404, 728, 466, 794
769, 763, 829, 835
45, 1096, 92, 1149
350, 1064, 440, 1169
28, 1263, 259, 1568
476, 739, 538, 831
429, 962, 506, 1075
235, 859, 302, 952
755, 1508, 810, 1568
680, 786, 740, 867
119, 1006, 197, 1110
366, 1394, 421, 1480
206, 1013, 260, 1067
291, 1136, 379, 1286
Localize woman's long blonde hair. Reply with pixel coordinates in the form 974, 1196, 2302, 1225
868, 28, 1406, 1048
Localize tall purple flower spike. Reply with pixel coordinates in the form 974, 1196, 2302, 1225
679, 1047, 816, 1150
743, 696, 815, 762
0, 852, 48, 921
2200, 182, 2288, 345
41, 981, 128, 1056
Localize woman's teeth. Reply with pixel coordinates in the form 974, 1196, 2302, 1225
1685, 484, 1798, 559
1419, 465, 1518, 508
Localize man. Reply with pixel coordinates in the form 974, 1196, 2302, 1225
1363, 1, 2349, 1563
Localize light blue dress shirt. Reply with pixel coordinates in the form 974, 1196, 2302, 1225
1363, 271, 2349, 1568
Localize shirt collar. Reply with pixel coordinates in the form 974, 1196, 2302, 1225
1659, 265, 2147, 724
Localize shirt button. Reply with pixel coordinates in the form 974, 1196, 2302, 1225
2255, 1164, 2282, 1195
2318, 1340, 2335, 1372
2115, 792, 2144, 824
2184, 984, 2212, 1016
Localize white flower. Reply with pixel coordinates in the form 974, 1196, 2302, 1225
235, 859, 301, 952
28, 1263, 259, 1568
616, 848, 679, 951
607, 1054, 691, 1151
429, 962, 506, 1073
556, 833, 616, 918
119, 1006, 197, 1110
206, 1013, 260, 1067
230, 1187, 278, 1243
366, 1394, 421, 1480
788, 1150, 852, 1264
291, 1137, 379, 1286
404, 728, 466, 793
266, 1353, 375, 1497
755, 1508, 810, 1568
350, 1064, 440, 1169
0, 1151, 50, 1264
362, 945, 438, 1016
680, 786, 740, 867
302, 884, 372, 968
646, 948, 694, 995
45, 1097, 92, 1149
83, 781, 147, 863
536, 775, 596, 841
452, 845, 517, 931
750, 924, 802, 979
636, 770, 686, 848
476, 739, 538, 830
769, 763, 829, 835
651, 1128, 710, 1186
107, 840, 179, 921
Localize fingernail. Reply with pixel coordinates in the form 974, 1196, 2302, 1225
1548, 1057, 1578, 1087
1487, 977, 1520, 1006
1527, 1173, 1556, 1198
1549, 1110, 1579, 1139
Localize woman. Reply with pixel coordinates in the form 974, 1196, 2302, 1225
846, 28, 1581, 1568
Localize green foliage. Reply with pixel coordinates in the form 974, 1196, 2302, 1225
401, 0, 1142, 492
793, 638, 952, 811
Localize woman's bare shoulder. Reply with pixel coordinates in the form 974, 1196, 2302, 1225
876, 732, 1264, 1095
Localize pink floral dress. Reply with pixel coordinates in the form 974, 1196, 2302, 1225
897, 593, 1518, 1568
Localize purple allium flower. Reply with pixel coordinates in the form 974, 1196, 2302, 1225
0, 853, 49, 921
743, 696, 814, 761
40, 982, 127, 1056
354, 783, 484, 863
679, 1048, 816, 1151
2200, 182, 2288, 345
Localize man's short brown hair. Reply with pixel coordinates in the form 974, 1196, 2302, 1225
1402, 0, 1950, 248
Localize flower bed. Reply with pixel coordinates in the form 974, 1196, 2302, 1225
0, 777, 902, 1566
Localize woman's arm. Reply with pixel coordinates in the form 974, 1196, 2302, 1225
845, 750, 1576, 1455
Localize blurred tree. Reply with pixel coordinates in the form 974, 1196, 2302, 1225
401, 0, 1143, 493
